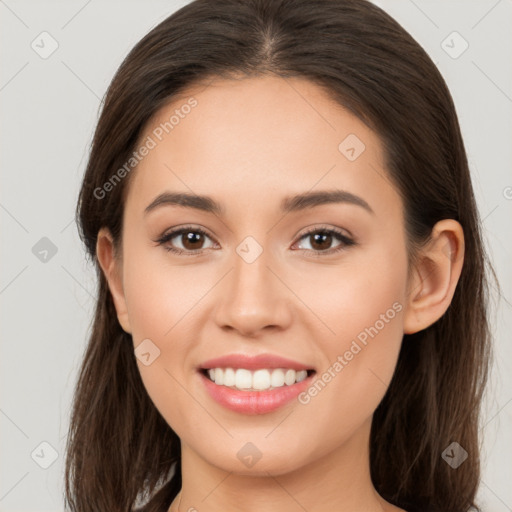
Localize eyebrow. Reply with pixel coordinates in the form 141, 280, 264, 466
144, 189, 374, 216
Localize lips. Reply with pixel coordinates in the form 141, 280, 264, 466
199, 353, 314, 371
198, 353, 316, 414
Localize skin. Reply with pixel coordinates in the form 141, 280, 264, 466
96, 74, 464, 512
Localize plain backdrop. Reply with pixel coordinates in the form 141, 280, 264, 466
1, 1, 511, 510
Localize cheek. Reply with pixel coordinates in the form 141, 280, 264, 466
122, 241, 208, 340
292, 241, 407, 346
121, 252, 208, 435
120, 241, 225, 422
295, 246, 407, 432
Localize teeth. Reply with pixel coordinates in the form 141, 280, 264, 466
205, 368, 309, 391
235, 368, 252, 389
223, 367, 236, 387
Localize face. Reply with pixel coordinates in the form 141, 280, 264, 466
103, 75, 413, 475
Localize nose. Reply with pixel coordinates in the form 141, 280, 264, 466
213, 244, 293, 338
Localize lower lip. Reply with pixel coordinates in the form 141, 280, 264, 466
199, 371, 315, 415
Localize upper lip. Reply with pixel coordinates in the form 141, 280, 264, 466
199, 353, 314, 371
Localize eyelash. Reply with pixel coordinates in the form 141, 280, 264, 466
155, 224, 356, 257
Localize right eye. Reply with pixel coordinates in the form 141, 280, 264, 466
155, 226, 218, 255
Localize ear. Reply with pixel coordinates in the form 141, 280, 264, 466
403, 219, 464, 335
96, 227, 132, 334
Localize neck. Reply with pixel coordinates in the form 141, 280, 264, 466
169, 418, 397, 512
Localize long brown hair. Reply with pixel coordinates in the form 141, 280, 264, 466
66, 1, 494, 510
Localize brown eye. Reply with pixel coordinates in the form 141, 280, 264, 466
180, 231, 206, 250
156, 226, 217, 255
294, 227, 355, 254
308, 232, 334, 251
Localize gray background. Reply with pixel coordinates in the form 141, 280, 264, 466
1, 0, 511, 510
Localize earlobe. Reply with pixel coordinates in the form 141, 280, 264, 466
96, 228, 132, 334
403, 219, 464, 335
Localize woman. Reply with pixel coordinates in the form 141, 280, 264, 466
65, 1, 493, 511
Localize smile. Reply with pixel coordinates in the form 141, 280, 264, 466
199, 366, 318, 416
203, 367, 313, 391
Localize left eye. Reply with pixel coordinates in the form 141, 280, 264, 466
293, 228, 355, 253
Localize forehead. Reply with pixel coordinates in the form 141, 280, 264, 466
125, 75, 400, 218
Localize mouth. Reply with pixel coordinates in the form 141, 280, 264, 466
199, 367, 316, 392
197, 354, 316, 414
198, 368, 316, 414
